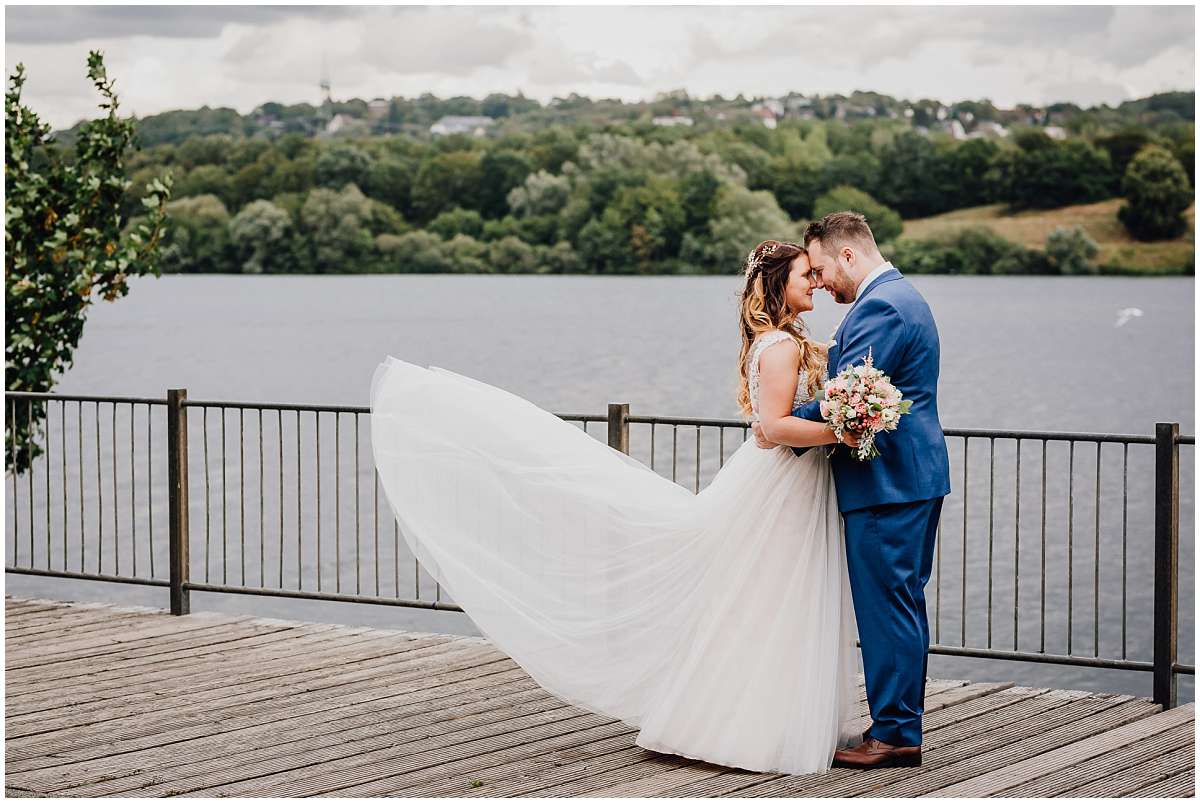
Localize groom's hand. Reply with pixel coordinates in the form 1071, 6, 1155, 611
751, 422, 777, 449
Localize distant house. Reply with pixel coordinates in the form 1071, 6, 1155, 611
651, 115, 694, 127
751, 102, 778, 129
367, 98, 389, 121
324, 113, 367, 136
973, 121, 1009, 138
430, 115, 495, 136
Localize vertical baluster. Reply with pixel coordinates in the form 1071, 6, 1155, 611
29, 400, 36, 567
719, 427, 725, 468
1094, 441, 1101, 658
94, 401, 101, 574
1040, 439, 1047, 654
1014, 439, 1021, 651
9, 398, 18, 566
316, 411, 322, 592
650, 423, 656, 471
296, 410, 302, 591
1067, 440, 1074, 654
960, 437, 968, 647
239, 407, 245, 585
374, 456, 381, 597
78, 401, 84, 572
278, 409, 285, 588
203, 407, 211, 582
130, 403, 136, 577
221, 407, 228, 584
356, 413, 362, 596
403, 519, 409, 600
147, 403, 154, 578
694, 427, 701, 493
987, 436, 994, 648
46, 400, 53, 569
335, 412, 342, 594
258, 408, 265, 588
111, 403, 118, 574
671, 425, 678, 483
1121, 443, 1128, 660
62, 401, 68, 572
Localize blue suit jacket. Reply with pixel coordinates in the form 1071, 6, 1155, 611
794, 268, 951, 513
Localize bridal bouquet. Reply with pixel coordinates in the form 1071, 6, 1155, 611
822, 350, 912, 461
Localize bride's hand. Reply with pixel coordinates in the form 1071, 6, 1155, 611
751, 422, 777, 449
838, 428, 861, 449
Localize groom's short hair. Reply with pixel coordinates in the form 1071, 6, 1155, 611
804, 211, 879, 256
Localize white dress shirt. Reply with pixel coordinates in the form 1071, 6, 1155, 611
855, 261, 896, 300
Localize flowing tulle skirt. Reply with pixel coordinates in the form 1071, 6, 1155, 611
369, 357, 863, 775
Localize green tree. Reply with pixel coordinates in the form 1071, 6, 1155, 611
1009, 140, 1115, 209
296, 185, 377, 273
315, 142, 374, 190
410, 150, 484, 222
1044, 226, 1100, 274
812, 186, 903, 244
477, 149, 533, 218
428, 207, 485, 240
6, 52, 170, 471
229, 199, 292, 274
1118, 144, 1194, 241
157, 194, 231, 273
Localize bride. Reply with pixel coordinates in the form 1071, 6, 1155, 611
369, 239, 863, 775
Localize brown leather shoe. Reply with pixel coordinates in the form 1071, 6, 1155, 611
832, 737, 922, 769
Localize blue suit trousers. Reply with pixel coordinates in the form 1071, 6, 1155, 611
842, 496, 943, 747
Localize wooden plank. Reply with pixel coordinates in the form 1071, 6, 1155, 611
736, 688, 1092, 797
5, 627, 465, 727
182, 714, 629, 797
1003, 720, 1194, 797
582, 761, 729, 797
1128, 765, 1195, 798
5, 616, 265, 669
1064, 744, 1195, 798
5, 641, 506, 762
6, 609, 154, 639
33, 672, 544, 796
3, 623, 362, 715
5, 649, 518, 771
5, 622, 395, 705
928, 702, 1191, 797
863, 697, 1160, 797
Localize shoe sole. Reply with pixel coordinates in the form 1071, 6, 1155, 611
832, 753, 922, 769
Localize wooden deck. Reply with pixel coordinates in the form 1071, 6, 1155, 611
4, 595, 1194, 798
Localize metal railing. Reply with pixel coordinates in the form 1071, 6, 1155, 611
5, 389, 1194, 708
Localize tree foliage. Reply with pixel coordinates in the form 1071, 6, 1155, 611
1118, 144, 1193, 241
5, 52, 170, 472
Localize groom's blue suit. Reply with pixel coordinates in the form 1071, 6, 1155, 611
793, 265, 951, 747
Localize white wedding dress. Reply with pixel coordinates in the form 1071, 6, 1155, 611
368, 330, 863, 775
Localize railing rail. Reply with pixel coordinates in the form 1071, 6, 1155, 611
5, 389, 1194, 708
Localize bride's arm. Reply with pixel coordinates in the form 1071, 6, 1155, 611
756, 339, 839, 449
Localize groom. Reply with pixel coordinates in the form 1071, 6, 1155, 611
755, 211, 950, 769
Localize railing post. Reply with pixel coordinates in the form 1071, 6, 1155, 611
1153, 422, 1178, 709
607, 403, 629, 455
167, 388, 190, 615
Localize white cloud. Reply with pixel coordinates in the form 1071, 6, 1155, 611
4, 5, 1193, 130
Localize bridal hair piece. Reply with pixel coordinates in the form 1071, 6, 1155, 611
744, 241, 779, 276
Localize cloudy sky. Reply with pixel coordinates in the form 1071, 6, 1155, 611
5, 5, 1195, 130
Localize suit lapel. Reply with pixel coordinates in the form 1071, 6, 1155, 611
830, 268, 902, 363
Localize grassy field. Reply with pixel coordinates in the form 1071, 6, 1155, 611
903, 199, 1195, 274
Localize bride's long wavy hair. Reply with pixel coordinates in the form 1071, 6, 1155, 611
737, 240, 828, 419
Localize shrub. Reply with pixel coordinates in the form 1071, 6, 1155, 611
1045, 226, 1100, 274
1118, 144, 1193, 241
428, 207, 484, 240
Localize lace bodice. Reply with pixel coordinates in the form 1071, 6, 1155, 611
748, 330, 813, 421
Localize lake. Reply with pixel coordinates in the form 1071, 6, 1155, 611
6, 273, 1194, 700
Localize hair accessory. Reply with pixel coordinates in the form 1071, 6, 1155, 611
744, 241, 779, 276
